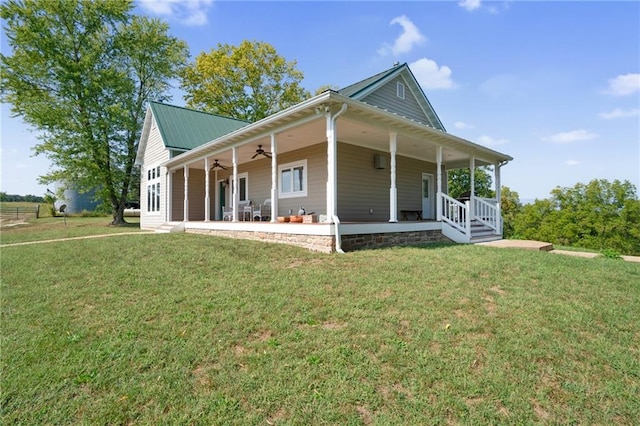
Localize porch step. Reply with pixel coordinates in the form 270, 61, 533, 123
155, 222, 184, 233
469, 220, 500, 243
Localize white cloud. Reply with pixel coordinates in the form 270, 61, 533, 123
378, 15, 426, 56
604, 73, 640, 96
599, 108, 640, 119
138, 0, 213, 26
410, 58, 457, 90
477, 134, 509, 147
459, 0, 481, 11
566, 160, 580, 166
454, 121, 474, 129
543, 129, 597, 144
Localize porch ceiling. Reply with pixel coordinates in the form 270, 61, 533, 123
166, 92, 511, 171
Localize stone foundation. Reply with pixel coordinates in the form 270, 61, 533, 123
187, 229, 336, 253
187, 228, 450, 253
340, 230, 451, 251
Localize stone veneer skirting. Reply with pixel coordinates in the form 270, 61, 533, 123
187, 228, 450, 253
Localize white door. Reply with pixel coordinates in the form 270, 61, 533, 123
422, 173, 434, 220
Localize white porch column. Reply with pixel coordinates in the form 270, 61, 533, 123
270, 133, 278, 222
325, 104, 348, 221
214, 169, 220, 220
183, 165, 189, 222
495, 161, 502, 234
166, 170, 172, 222
469, 156, 475, 219
436, 146, 443, 221
389, 132, 398, 222
204, 158, 210, 222
326, 112, 337, 220
232, 146, 239, 222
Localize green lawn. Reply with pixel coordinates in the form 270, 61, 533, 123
2, 223, 639, 424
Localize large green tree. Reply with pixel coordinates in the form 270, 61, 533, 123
512, 179, 640, 255
1, 0, 188, 224
447, 167, 494, 199
180, 40, 311, 122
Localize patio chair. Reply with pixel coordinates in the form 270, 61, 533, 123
222, 206, 233, 221
253, 201, 271, 221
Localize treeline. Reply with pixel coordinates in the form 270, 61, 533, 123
502, 179, 640, 256
0, 192, 44, 203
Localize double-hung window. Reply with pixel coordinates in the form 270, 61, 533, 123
278, 160, 307, 198
147, 165, 161, 213
232, 173, 248, 202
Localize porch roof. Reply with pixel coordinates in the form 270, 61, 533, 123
162, 91, 513, 171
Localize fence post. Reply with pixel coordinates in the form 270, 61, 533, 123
36, 204, 40, 219
16, 207, 19, 220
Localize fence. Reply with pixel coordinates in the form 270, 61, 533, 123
0, 205, 40, 221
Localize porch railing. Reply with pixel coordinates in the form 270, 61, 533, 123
473, 197, 500, 233
440, 193, 470, 238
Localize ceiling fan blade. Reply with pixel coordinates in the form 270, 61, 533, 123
264, 152, 272, 158
252, 152, 259, 159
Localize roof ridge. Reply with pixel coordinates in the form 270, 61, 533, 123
149, 100, 249, 124
338, 62, 407, 97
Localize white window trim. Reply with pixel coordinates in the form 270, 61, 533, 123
397, 82, 405, 99
146, 165, 161, 215
278, 159, 307, 199
232, 172, 249, 203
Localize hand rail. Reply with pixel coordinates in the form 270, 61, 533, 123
440, 193, 470, 237
473, 197, 499, 232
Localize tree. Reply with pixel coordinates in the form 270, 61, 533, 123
500, 185, 522, 238
512, 179, 640, 255
447, 167, 494, 199
1, 0, 188, 224
180, 40, 311, 122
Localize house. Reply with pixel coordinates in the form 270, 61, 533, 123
135, 63, 513, 252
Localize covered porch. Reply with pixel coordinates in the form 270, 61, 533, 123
160, 92, 511, 251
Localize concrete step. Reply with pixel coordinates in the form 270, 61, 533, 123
155, 222, 184, 233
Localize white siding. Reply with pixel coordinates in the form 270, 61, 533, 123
140, 116, 170, 230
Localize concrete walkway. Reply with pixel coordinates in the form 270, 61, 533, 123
0, 231, 154, 248
477, 239, 640, 263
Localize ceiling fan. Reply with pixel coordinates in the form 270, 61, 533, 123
210, 159, 228, 170
252, 145, 272, 159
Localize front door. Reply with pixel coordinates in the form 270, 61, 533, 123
422, 173, 434, 220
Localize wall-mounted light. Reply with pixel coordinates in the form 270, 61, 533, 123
373, 154, 387, 169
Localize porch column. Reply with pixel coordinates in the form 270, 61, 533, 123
326, 112, 337, 221
204, 158, 210, 222
389, 132, 398, 222
166, 169, 172, 222
183, 165, 189, 222
495, 161, 502, 234
325, 104, 348, 222
214, 169, 220, 220
270, 133, 278, 222
469, 156, 475, 218
232, 146, 239, 222
436, 146, 443, 221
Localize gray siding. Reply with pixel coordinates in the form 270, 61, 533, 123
361, 76, 437, 128
337, 143, 437, 221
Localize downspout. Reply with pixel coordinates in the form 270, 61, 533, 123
333, 215, 344, 254
327, 103, 348, 253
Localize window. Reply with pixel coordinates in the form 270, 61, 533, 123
147, 165, 161, 213
397, 82, 405, 99
279, 160, 307, 198
232, 173, 248, 202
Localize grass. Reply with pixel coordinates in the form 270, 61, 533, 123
0, 216, 142, 245
2, 220, 639, 424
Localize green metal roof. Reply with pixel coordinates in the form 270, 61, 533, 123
149, 101, 249, 150
338, 63, 406, 98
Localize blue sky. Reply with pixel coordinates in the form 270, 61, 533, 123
1, 0, 639, 201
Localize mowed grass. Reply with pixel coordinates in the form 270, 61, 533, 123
0, 216, 143, 245
2, 228, 639, 424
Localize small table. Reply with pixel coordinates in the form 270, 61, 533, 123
400, 210, 423, 221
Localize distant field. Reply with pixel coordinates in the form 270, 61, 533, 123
2, 219, 638, 424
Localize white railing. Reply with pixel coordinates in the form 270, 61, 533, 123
472, 197, 500, 233
440, 193, 470, 238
